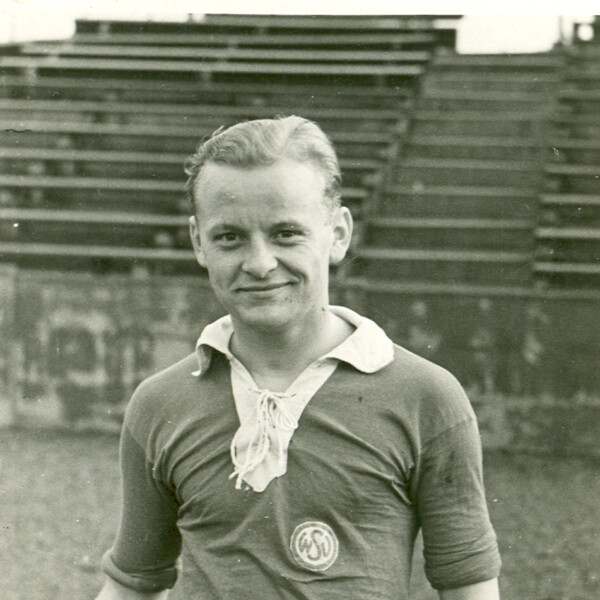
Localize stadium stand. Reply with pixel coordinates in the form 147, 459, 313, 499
344, 52, 565, 299
1, 14, 453, 272
537, 19, 600, 288
0, 14, 596, 291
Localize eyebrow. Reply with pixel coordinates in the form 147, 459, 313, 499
205, 223, 245, 236
206, 220, 307, 235
270, 220, 306, 230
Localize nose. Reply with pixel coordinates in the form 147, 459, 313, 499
241, 238, 278, 279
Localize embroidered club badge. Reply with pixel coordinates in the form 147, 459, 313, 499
290, 521, 339, 572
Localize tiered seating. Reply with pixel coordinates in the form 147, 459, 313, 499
537, 20, 600, 288
0, 15, 452, 273
346, 53, 563, 295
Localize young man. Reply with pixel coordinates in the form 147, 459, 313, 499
96, 116, 501, 600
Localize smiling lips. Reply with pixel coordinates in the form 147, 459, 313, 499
237, 283, 290, 293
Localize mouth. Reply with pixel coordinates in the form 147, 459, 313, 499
237, 283, 290, 293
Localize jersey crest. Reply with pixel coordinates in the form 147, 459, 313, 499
290, 520, 339, 572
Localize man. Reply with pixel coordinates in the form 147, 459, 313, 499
95, 116, 501, 599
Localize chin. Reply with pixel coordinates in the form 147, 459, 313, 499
232, 305, 297, 332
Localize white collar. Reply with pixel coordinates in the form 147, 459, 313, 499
192, 305, 394, 377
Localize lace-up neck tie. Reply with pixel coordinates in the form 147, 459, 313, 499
230, 389, 298, 492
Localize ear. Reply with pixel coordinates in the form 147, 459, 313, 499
329, 206, 353, 265
189, 215, 207, 268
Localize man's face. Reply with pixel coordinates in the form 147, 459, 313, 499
189, 159, 352, 335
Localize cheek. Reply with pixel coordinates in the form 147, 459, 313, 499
203, 252, 237, 283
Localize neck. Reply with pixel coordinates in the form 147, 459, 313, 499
229, 307, 354, 391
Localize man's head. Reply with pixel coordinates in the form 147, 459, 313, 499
185, 115, 342, 217
186, 116, 353, 335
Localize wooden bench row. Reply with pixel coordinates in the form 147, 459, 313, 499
0, 119, 398, 156
0, 74, 414, 106
17, 43, 432, 65
3, 240, 596, 280
0, 148, 382, 185
75, 15, 455, 35
0, 98, 405, 126
0, 174, 368, 213
72, 15, 460, 50
0, 241, 198, 274
69, 31, 439, 49
197, 14, 454, 29
0, 211, 540, 266
0, 55, 423, 82
0, 210, 537, 241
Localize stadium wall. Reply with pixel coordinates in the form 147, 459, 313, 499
1, 267, 599, 458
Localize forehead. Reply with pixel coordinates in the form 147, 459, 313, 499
193, 159, 328, 221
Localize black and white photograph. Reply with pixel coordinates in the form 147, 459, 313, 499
0, 2, 598, 599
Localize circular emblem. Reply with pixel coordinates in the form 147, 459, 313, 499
290, 521, 339, 572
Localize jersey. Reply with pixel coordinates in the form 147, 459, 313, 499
102, 337, 501, 599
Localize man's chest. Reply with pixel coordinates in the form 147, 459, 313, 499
161, 397, 416, 531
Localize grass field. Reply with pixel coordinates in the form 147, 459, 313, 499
1, 428, 599, 600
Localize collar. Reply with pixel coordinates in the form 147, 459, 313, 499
192, 306, 394, 377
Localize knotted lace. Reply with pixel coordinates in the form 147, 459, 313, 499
229, 389, 298, 490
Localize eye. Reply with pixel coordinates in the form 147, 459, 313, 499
214, 232, 241, 247
275, 229, 302, 242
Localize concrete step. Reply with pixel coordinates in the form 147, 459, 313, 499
539, 194, 600, 226
544, 162, 600, 194
364, 217, 533, 250
381, 185, 536, 219
557, 88, 600, 112
350, 247, 531, 284
418, 90, 551, 112
412, 110, 550, 137
431, 53, 564, 70
392, 157, 543, 189
343, 276, 531, 297
553, 116, 600, 139
535, 261, 600, 276
420, 72, 560, 93
406, 135, 544, 161
550, 139, 600, 164
541, 193, 600, 207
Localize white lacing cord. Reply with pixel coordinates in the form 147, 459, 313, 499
229, 390, 298, 490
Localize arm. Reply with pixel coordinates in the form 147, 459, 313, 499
414, 410, 501, 591
99, 423, 181, 595
439, 578, 500, 600
94, 578, 169, 600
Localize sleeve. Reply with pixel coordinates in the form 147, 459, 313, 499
413, 417, 501, 591
101, 423, 182, 592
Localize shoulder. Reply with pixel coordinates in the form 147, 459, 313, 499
123, 352, 228, 441
377, 344, 467, 398
371, 344, 475, 434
